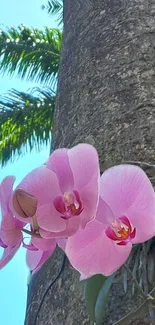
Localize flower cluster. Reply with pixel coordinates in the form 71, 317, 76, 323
1, 143, 155, 278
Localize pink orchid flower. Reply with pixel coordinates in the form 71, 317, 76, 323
0, 176, 23, 269
13, 144, 99, 238
65, 165, 155, 278
24, 237, 56, 273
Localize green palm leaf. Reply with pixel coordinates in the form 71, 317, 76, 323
0, 88, 55, 165
42, 0, 63, 26
0, 25, 62, 85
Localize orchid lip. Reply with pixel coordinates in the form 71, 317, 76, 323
105, 216, 136, 245
53, 190, 83, 220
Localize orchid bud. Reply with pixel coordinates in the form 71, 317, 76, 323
13, 189, 37, 218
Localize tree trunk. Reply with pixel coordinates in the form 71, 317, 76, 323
26, 0, 155, 324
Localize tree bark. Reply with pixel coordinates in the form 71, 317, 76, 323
26, 0, 155, 324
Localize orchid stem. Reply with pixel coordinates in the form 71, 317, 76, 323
124, 264, 146, 299
32, 214, 39, 232
22, 228, 41, 238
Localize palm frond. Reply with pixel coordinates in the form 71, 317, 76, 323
0, 25, 62, 85
0, 88, 55, 165
42, 0, 63, 26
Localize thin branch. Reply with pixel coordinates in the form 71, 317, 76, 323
149, 286, 155, 299
124, 264, 146, 299
122, 161, 155, 168
112, 279, 155, 325
112, 296, 152, 325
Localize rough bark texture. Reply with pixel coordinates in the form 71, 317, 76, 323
25, 248, 89, 325
26, 1, 155, 324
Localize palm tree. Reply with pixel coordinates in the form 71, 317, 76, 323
26, 1, 155, 325
0, 24, 62, 165
0, 88, 55, 165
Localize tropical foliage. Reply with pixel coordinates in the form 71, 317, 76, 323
42, 0, 63, 26
0, 25, 62, 84
0, 88, 55, 165
0, 23, 62, 165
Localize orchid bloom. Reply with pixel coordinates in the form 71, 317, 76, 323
65, 165, 155, 278
0, 176, 23, 269
23, 236, 56, 273
12, 144, 99, 239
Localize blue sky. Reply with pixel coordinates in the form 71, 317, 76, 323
0, 1, 58, 324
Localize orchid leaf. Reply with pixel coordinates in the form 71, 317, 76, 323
84, 274, 107, 322
95, 272, 115, 325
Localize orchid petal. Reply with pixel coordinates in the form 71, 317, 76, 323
0, 213, 15, 231
0, 228, 22, 246
36, 203, 66, 232
46, 148, 74, 193
100, 165, 155, 242
65, 220, 132, 277
26, 248, 43, 271
56, 238, 67, 250
12, 166, 60, 223
15, 218, 25, 229
26, 246, 55, 273
68, 144, 99, 190
15, 166, 60, 206
0, 176, 15, 216
96, 197, 114, 225
0, 245, 20, 269
79, 173, 99, 228
39, 215, 80, 238
32, 250, 54, 274
32, 236, 56, 251
0, 176, 16, 230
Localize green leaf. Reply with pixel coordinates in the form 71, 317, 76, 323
42, 0, 63, 26
0, 87, 55, 165
84, 274, 107, 322
95, 273, 116, 325
0, 25, 62, 85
